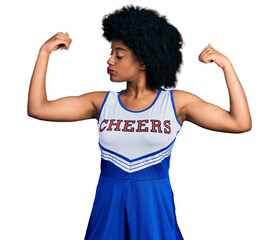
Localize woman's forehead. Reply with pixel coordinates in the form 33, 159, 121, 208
111, 40, 129, 50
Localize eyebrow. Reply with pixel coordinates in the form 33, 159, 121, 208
115, 47, 127, 52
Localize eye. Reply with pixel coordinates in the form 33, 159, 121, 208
109, 52, 123, 59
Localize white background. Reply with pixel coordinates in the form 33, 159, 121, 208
1, 0, 278, 239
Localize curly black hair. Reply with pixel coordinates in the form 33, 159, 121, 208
102, 5, 183, 90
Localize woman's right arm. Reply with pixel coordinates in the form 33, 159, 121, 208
27, 32, 107, 122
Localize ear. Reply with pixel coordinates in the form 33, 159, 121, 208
140, 64, 146, 71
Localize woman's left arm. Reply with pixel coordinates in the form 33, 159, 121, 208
174, 44, 252, 133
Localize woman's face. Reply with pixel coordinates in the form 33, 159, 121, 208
107, 40, 145, 83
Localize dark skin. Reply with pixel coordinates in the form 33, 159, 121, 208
28, 32, 251, 133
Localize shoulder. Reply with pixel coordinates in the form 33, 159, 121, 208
171, 89, 190, 112
78, 91, 110, 119
171, 89, 204, 123
78, 91, 108, 116
172, 89, 194, 107
88, 91, 110, 108
172, 89, 203, 104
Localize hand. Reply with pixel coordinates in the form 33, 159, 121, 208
40, 32, 72, 54
198, 43, 230, 68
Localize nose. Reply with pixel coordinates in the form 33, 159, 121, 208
107, 55, 115, 65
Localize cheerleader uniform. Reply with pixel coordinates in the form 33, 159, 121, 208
84, 88, 184, 240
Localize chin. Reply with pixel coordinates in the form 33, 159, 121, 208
109, 76, 125, 83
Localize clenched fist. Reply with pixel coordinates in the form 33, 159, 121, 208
40, 32, 72, 54
198, 43, 230, 69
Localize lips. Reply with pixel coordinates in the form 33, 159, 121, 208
107, 67, 114, 74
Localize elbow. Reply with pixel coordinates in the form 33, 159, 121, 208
27, 105, 35, 117
27, 106, 33, 117
235, 121, 252, 133
240, 123, 252, 133
27, 102, 49, 120
247, 121, 252, 132
27, 110, 37, 118
27, 106, 40, 119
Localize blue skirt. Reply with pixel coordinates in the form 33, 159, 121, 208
84, 173, 184, 240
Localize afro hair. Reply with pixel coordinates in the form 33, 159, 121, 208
102, 5, 184, 90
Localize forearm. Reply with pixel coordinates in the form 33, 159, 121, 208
222, 60, 252, 130
27, 49, 50, 115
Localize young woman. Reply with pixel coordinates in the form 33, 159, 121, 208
27, 5, 252, 240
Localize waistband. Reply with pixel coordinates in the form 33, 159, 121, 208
100, 156, 171, 180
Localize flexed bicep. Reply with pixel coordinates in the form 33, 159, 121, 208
28, 91, 108, 122
173, 90, 249, 133
172, 44, 251, 133
185, 94, 236, 132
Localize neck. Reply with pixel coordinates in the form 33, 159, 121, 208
124, 81, 159, 98
122, 71, 157, 97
